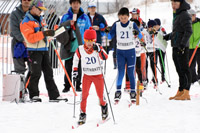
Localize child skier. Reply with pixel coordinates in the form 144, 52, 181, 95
72, 27, 108, 125
109, 7, 142, 103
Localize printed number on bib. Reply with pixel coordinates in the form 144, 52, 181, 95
86, 57, 96, 64
120, 31, 129, 39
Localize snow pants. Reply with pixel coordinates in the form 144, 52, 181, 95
172, 47, 191, 91
116, 49, 136, 92
81, 74, 106, 113
28, 51, 60, 100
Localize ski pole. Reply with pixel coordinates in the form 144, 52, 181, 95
165, 52, 171, 85
96, 51, 116, 124
144, 46, 171, 87
159, 49, 171, 87
49, 40, 77, 96
73, 80, 76, 118
189, 40, 200, 67
152, 35, 158, 87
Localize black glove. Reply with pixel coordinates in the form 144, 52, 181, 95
43, 30, 55, 37
133, 30, 139, 36
141, 42, 146, 47
105, 27, 110, 33
72, 70, 78, 81
163, 34, 170, 41
93, 43, 101, 53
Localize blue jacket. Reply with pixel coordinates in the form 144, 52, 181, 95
60, 7, 91, 44
87, 12, 107, 44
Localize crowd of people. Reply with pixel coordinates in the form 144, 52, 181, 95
9, 0, 200, 124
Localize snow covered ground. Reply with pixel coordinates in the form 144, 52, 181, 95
1, 1, 200, 133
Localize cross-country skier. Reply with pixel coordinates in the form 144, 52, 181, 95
73, 27, 108, 125
109, 7, 142, 103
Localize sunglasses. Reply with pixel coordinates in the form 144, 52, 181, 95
36, 7, 42, 11
23, 0, 32, 1
84, 39, 96, 42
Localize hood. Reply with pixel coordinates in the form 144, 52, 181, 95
176, 0, 190, 15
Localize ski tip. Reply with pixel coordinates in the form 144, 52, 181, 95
72, 126, 75, 129
97, 123, 99, 127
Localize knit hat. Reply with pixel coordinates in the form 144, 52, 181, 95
154, 18, 161, 26
31, 0, 46, 10
88, 2, 96, 8
84, 27, 96, 41
147, 19, 157, 28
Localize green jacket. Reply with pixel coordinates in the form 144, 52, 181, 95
189, 18, 200, 49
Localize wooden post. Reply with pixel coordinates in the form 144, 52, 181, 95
136, 80, 140, 105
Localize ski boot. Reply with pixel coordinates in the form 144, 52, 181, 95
130, 91, 136, 103
114, 91, 121, 103
49, 96, 68, 102
30, 96, 42, 102
78, 113, 86, 125
101, 104, 108, 120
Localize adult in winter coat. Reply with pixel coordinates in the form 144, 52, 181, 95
60, 0, 91, 92
73, 27, 108, 125
20, 0, 65, 102
56, 20, 82, 92
164, 0, 192, 100
10, 0, 31, 74
188, 9, 200, 84
87, 2, 107, 45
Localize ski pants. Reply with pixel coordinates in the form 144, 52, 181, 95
146, 51, 158, 84
189, 48, 200, 83
81, 74, 106, 113
136, 56, 142, 83
116, 48, 136, 92
172, 47, 191, 91
156, 49, 166, 81
28, 51, 60, 100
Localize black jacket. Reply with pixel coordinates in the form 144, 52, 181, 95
170, 0, 193, 48
56, 21, 82, 60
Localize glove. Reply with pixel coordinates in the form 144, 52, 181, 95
72, 70, 78, 81
140, 42, 146, 47
133, 30, 139, 36
93, 43, 101, 53
43, 30, 55, 37
163, 34, 170, 41
105, 27, 110, 33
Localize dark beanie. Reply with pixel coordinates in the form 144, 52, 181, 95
70, 0, 81, 4
154, 18, 161, 26
147, 19, 157, 28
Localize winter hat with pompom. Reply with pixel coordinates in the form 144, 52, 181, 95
84, 27, 97, 41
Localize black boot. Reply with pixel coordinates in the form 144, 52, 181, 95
30, 96, 42, 102
101, 104, 108, 120
114, 91, 121, 101
78, 113, 86, 125
130, 91, 136, 102
62, 84, 70, 93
